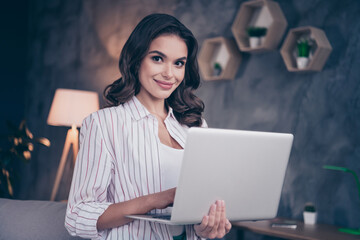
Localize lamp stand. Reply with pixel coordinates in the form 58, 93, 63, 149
50, 124, 79, 201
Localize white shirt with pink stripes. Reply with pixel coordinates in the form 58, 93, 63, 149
65, 96, 206, 240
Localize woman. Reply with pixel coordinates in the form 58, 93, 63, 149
65, 13, 231, 240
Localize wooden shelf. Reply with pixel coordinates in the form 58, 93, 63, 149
198, 37, 241, 81
231, 0, 287, 53
280, 26, 332, 72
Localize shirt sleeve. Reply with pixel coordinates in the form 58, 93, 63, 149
65, 114, 113, 240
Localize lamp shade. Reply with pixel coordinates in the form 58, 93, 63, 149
47, 88, 99, 127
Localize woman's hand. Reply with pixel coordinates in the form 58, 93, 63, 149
194, 200, 232, 239
150, 187, 176, 209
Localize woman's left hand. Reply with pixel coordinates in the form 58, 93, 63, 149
193, 200, 232, 239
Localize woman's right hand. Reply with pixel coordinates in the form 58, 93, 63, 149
150, 187, 176, 209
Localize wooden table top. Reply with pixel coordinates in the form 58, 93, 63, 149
232, 218, 360, 240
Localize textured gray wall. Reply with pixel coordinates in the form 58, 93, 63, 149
21, 0, 360, 238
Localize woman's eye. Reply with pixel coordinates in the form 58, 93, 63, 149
175, 61, 185, 67
152, 56, 162, 62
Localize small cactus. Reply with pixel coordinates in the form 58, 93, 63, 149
304, 202, 316, 212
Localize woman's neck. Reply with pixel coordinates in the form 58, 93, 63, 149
136, 93, 168, 120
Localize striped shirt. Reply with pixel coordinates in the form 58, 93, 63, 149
65, 96, 205, 240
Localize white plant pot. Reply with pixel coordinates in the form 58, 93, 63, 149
213, 68, 222, 76
296, 57, 309, 69
303, 211, 317, 224
249, 37, 261, 48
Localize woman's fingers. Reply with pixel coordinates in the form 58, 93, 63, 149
194, 200, 231, 239
216, 200, 226, 237
205, 201, 223, 238
219, 200, 226, 227
194, 215, 209, 233
195, 203, 216, 237
225, 219, 232, 233
211, 201, 222, 229
203, 203, 217, 233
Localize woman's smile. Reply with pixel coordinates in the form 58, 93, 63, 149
154, 79, 175, 90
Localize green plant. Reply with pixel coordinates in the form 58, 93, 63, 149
0, 120, 50, 198
214, 62, 222, 71
304, 202, 316, 212
247, 26, 267, 37
297, 37, 314, 57
214, 62, 221, 69
213, 62, 222, 76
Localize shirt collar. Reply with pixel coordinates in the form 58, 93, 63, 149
164, 105, 176, 122
123, 96, 151, 120
123, 96, 177, 121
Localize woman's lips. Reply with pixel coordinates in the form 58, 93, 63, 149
154, 79, 174, 90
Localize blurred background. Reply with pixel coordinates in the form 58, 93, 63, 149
1, 0, 359, 239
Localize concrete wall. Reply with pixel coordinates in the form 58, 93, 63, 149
17, 0, 360, 238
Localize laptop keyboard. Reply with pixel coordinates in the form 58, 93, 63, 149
147, 213, 172, 220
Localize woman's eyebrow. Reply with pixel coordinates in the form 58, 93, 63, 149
148, 50, 187, 61
148, 50, 166, 57
177, 56, 187, 61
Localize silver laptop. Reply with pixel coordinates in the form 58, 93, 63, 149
127, 127, 293, 225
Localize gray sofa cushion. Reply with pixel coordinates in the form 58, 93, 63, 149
0, 198, 84, 240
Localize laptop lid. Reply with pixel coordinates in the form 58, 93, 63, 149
127, 127, 293, 225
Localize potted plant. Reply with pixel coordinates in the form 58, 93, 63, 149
0, 120, 50, 198
247, 26, 267, 48
296, 37, 314, 69
303, 202, 317, 224
213, 62, 222, 76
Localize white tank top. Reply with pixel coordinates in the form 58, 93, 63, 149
159, 143, 185, 237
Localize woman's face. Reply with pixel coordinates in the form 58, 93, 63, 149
137, 34, 188, 102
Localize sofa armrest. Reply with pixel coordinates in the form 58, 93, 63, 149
0, 198, 85, 240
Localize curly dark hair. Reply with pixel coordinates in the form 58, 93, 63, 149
103, 13, 204, 127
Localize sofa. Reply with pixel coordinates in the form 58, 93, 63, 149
0, 198, 84, 240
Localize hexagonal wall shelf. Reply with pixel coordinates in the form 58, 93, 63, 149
231, 0, 287, 53
280, 26, 332, 72
198, 37, 241, 81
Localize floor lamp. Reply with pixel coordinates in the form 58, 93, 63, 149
47, 88, 99, 201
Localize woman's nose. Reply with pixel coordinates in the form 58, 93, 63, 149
162, 64, 173, 79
